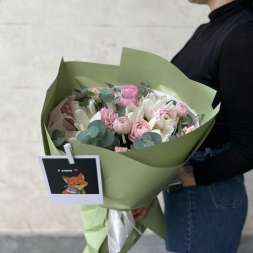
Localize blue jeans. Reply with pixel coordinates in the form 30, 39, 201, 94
163, 143, 248, 253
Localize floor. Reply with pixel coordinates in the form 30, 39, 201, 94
0, 234, 252, 253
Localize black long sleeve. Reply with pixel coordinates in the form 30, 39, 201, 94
171, 1, 253, 185
193, 22, 253, 185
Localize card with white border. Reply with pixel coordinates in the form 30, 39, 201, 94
38, 155, 103, 204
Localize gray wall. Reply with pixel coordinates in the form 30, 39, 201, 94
0, 0, 252, 240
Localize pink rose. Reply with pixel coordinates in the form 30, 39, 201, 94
177, 125, 196, 137
115, 147, 128, 152
128, 119, 150, 142
117, 97, 137, 107
113, 117, 133, 135
175, 102, 189, 119
183, 125, 196, 134
121, 85, 139, 99
154, 108, 179, 128
89, 87, 101, 102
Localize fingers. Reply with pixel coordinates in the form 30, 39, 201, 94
132, 204, 151, 222
133, 208, 148, 222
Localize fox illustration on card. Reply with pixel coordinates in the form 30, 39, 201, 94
62, 173, 88, 194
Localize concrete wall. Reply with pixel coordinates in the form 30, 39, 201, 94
0, 0, 252, 236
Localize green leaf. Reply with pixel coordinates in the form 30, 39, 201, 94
178, 122, 182, 136
137, 85, 146, 93
87, 139, 98, 146
101, 101, 108, 109
140, 81, 149, 87
114, 87, 121, 92
79, 101, 89, 107
144, 141, 155, 147
86, 91, 95, 96
73, 89, 81, 93
167, 100, 177, 105
107, 138, 121, 151
81, 88, 88, 93
142, 133, 152, 143
188, 111, 195, 119
52, 130, 64, 139
88, 120, 106, 139
98, 129, 114, 148
118, 106, 126, 117
169, 135, 178, 141
186, 114, 193, 126
88, 125, 99, 138
101, 93, 115, 103
78, 97, 90, 102
53, 137, 65, 147
100, 88, 109, 94
104, 82, 115, 88
148, 132, 162, 144
77, 131, 91, 143
133, 138, 145, 149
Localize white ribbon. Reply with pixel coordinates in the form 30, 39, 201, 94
106, 210, 142, 253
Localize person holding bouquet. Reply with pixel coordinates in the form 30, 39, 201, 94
132, 0, 253, 252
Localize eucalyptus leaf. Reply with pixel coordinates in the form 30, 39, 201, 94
73, 89, 81, 93
178, 122, 182, 136
81, 88, 88, 93
88, 125, 100, 138
186, 114, 193, 126
53, 137, 65, 147
118, 106, 126, 117
144, 141, 155, 147
104, 82, 115, 88
87, 139, 98, 146
98, 129, 114, 148
169, 135, 178, 141
107, 138, 121, 151
140, 81, 149, 87
133, 138, 145, 149
101, 93, 115, 103
138, 86, 146, 93
114, 88, 121, 92
147, 132, 162, 144
188, 111, 195, 119
88, 120, 107, 139
101, 101, 108, 109
77, 131, 91, 143
142, 133, 152, 143
52, 130, 65, 139
100, 88, 109, 94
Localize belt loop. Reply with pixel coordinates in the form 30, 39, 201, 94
205, 147, 213, 157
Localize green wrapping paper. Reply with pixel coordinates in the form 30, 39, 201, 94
41, 48, 219, 253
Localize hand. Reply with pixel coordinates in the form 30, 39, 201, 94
132, 204, 151, 222
177, 168, 196, 187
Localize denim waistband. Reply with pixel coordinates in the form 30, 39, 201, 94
196, 142, 231, 156
185, 142, 231, 166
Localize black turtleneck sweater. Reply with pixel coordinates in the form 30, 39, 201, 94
172, 1, 253, 185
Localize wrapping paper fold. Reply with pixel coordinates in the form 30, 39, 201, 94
41, 48, 219, 253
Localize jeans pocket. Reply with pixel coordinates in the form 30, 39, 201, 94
208, 175, 246, 209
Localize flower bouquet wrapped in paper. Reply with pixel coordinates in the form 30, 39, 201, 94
41, 48, 220, 253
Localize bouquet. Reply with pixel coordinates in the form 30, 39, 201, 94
41, 48, 220, 253
48, 83, 199, 154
